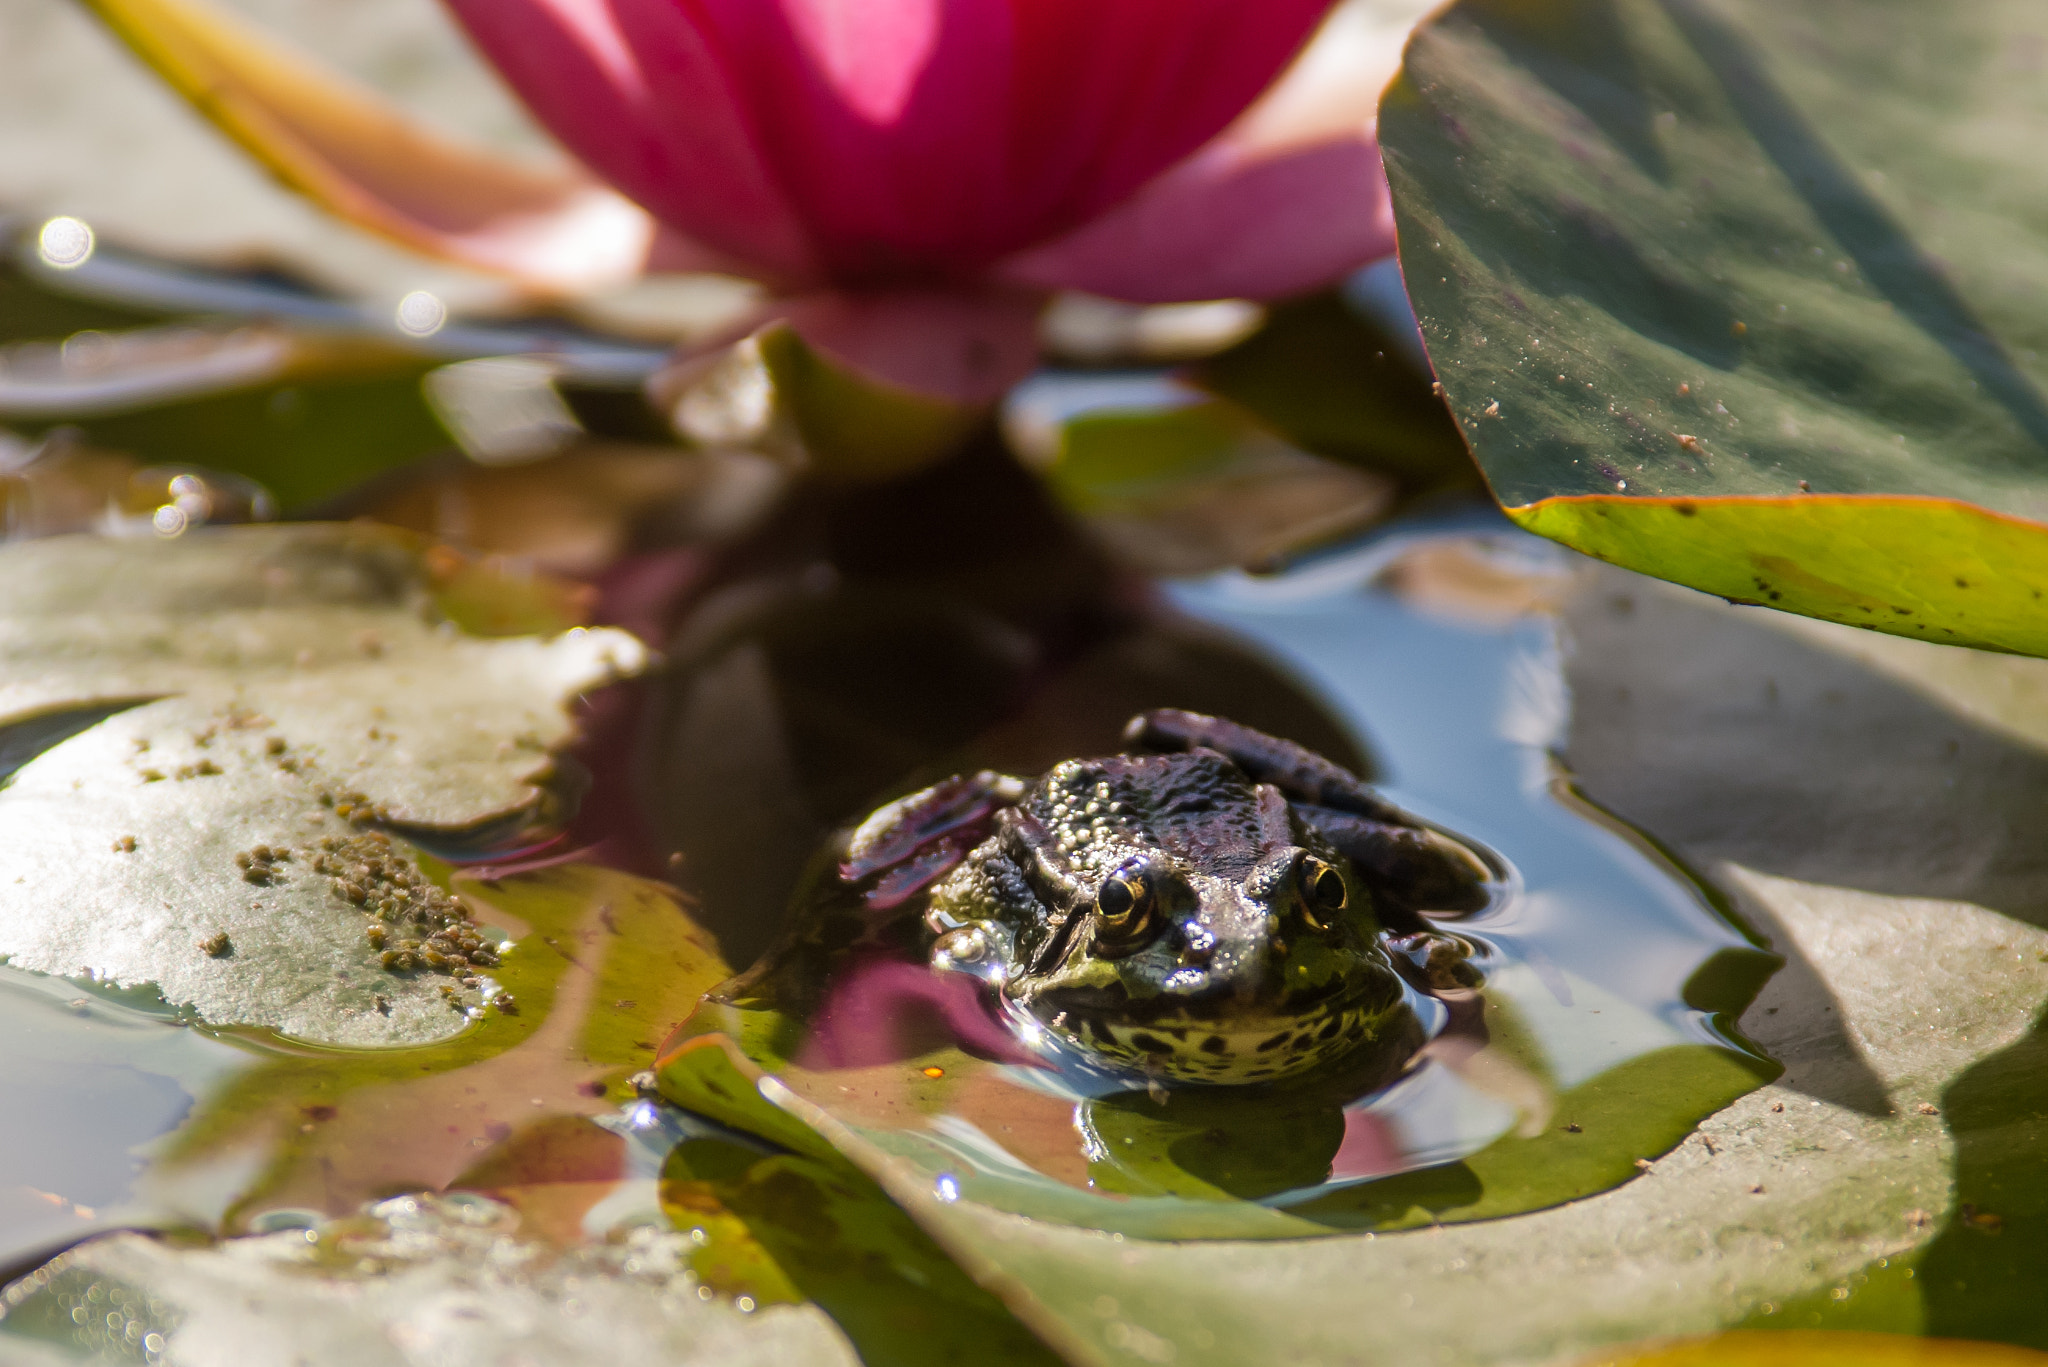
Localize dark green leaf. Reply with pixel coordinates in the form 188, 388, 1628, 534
1379, 0, 2048, 654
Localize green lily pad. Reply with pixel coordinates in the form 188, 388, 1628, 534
0, 525, 646, 1045
1378, 0, 2048, 655
655, 1038, 1066, 1367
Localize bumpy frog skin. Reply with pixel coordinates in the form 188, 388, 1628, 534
840, 710, 1493, 1085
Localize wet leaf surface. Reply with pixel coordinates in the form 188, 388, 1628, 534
662, 1134, 1067, 1367
0, 1192, 856, 1366
163, 865, 730, 1221
1379, 0, 2048, 655
0, 526, 646, 1044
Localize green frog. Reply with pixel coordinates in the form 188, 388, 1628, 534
834, 710, 1495, 1085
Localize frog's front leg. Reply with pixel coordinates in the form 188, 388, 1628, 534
841, 770, 1026, 910
1122, 708, 1403, 820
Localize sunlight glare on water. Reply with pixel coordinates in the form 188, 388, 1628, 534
35, 217, 94, 271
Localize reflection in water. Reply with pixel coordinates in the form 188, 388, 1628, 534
660, 508, 1780, 1238
0, 967, 258, 1272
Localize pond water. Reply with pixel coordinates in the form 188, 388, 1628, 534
655, 508, 1781, 1239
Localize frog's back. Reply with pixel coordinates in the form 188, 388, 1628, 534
1023, 749, 1268, 883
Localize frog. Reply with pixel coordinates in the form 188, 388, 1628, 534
831, 709, 1494, 1086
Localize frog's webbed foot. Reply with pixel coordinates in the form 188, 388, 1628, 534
1122, 708, 1404, 822
1297, 806, 1492, 926
840, 770, 1026, 910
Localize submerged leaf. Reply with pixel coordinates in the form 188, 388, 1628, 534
0, 526, 646, 1044
1191, 291, 1476, 495
655, 1040, 1066, 1367
1378, 0, 2048, 655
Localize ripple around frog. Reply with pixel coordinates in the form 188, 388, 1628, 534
661, 516, 1783, 1241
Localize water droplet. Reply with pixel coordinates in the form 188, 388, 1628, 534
933, 1172, 961, 1203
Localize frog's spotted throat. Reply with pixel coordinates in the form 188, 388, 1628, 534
838, 709, 1496, 1085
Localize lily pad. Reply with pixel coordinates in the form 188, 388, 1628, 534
0, 1193, 856, 1366
0, 525, 646, 1045
1378, 0, 2048, 655
151, 864, 732, 1228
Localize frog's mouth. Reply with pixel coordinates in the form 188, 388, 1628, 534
1019, 986, 1422, 1085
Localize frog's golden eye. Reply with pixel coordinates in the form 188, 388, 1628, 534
1299, 858, 1347, 930
1092, 871, 1160, 954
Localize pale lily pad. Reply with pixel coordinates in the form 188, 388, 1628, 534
0, 525, 647, 1045
0, 1193, 856, 1367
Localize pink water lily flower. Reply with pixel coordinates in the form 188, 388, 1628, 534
444, 0, 1402, 400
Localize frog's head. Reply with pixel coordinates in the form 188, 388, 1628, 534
924, 752, 1422, 1084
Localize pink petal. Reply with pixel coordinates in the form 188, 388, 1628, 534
999, 0, 1409, 302
455, 0, 1334, 284
680, 0, 1335, 279
1000, 136, 1395, 303
442, 0, 819, 281
81, 0, 660, 291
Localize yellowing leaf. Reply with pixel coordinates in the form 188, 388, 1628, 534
77, 0, 652, 291
1511, 495, 2048, 657
1580, 1330, 2048, 1367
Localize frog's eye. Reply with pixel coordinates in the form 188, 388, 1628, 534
1092, 871, 1160, 954
1298, 858, 1348, 930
